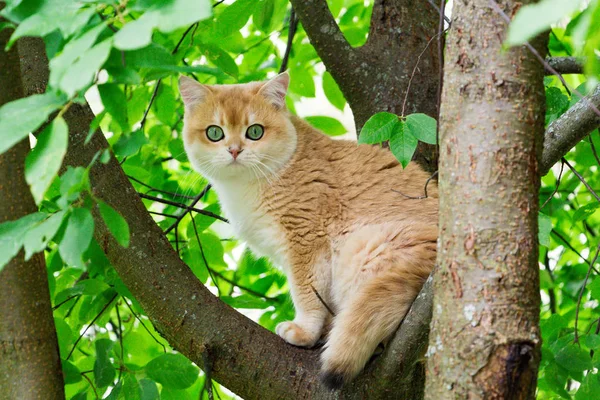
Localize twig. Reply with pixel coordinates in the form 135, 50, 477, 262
191, 214, 221, 297
210, 268, 279, 301
401, 33, 444, 117
138, 192, 227, 224
279, 8, 298, 73
425, 0, 452, 25
115, 302, 124, 384
574, 242, 600, 344
149, 211, 179, 219
563, 158, 600, 202
540, 160, 564, 209
164, 184, 216, 234
552, 230, 600, 274
81, 372, 100, 399
392, 171, 438, 199
311, 285, 335, 316
66, 293, 118, 360
589, 134, 600, 167
52, 294, 80, 310
122, 297, 167, 353
127, 175, 197, 199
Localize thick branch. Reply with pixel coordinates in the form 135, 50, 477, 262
288, 0, 358, 77
546, 57, 583, 75
541, 84, 600, 175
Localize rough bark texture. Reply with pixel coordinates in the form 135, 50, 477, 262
425, 1, 546, 399
0, 22, 65, 400
541, 84, 600, 175
290, 0, 441, 171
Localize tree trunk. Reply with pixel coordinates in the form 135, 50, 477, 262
0, 20, 65, 400
425, 1, 546, 398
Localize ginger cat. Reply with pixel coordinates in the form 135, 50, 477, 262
179, 72, 438, 388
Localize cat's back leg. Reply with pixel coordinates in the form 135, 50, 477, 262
322, 222, 436, 388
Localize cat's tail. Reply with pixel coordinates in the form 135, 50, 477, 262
320, 268, 427, 389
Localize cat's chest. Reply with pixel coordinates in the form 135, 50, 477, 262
214, 183, 289, 268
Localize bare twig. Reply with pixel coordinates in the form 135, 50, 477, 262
279, 8, 298, 73
164, 183, 215, 234
66, 293, 118, 360
190, 213, 221, 297
563, 158, 600, 202
540, 160, 565, 209
392, 171, 438, 199
574, 242, 600, 344
52, 294, 80, 310
122, 297, 167, 353
127, 175, 197, 199
138, 191, 227, 224
81, 372, 100, 399
589, 134, 600, 167
115, 302, 124, 384
552, 230, 600, 274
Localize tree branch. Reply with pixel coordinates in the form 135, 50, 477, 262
546, 57, 584, 75
540, 84, 600, 175
289, 0, 359, 77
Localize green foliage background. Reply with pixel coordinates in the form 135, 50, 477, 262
1, 0, 600, 398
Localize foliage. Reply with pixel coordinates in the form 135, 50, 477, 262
1, 0, 600, 398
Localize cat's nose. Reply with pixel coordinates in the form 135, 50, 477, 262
228, 147, 243, 160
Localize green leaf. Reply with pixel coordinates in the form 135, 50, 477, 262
202, 43, 238, 77
215, 0, 258, 38
114, 0, 212, 50
506, 0, 584, 46
538, 212, 553, 247
98, 84, 129, 133
0, 213, 45, 272
289, 67, 315, 98
0, 92, 66, 155
305, 116, 346, 136
94, 339, 115, 388
405, 113, 437, 144
139, 378, 160, 400
25, 117, 69, 204
59, 38, 113, 97
585, 334, 600, 350
221, 294, 271, 309
389, 122, 418, 168
546, 87, 570, 116
23, 210, 68, 261
576, 372, 600, 400
322, 71, 346, 111
7, 1, 94, 47
554, 342, 593, 372
62, 359, 82, 385
573, 203, 600, 223
358, 112, 399, 144
589, 278, 600, 301
58, 208, 94, 268
145, 354, 199, 389
113, 130, 149, 158
97, 199, 130, 247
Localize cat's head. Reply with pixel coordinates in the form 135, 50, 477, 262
178, 73, 297, 182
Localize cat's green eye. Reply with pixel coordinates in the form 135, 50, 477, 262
246, 124, 264, 141
206, 125, 224, 142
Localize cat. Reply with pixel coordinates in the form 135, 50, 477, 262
178, 72, 438, 389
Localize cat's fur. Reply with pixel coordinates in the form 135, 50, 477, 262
179, 72, 438, 388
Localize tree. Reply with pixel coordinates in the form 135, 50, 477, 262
1, 0, 600, 399
0, 18, 65, 399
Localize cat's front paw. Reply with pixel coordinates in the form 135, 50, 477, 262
276, 321, 319, 347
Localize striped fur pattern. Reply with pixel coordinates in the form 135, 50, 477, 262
179, 73, 438, 388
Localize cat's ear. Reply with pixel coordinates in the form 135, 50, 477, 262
179, 75, 211, 107
258, 72, 289, 109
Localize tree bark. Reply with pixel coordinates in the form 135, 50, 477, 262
0, 20, 65, 400
426, 1, 546, 398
